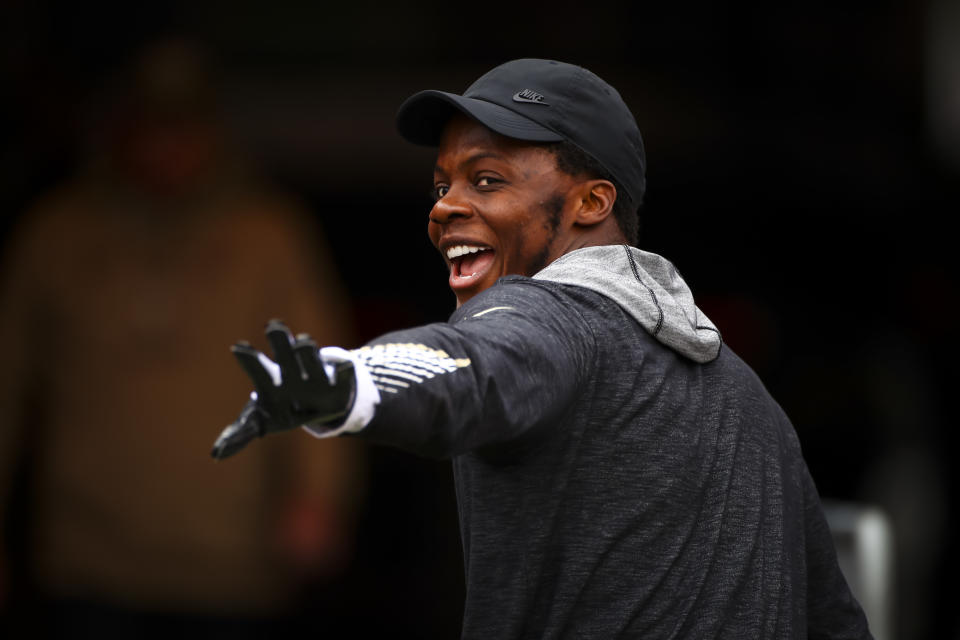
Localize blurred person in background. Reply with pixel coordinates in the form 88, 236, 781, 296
0, 37, 363, 638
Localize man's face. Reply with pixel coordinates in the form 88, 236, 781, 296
429, 115, 580, 307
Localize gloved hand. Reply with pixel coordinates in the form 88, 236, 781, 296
211, 319, 356, 460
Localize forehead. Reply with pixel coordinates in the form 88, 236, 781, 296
435, 114, 555, 169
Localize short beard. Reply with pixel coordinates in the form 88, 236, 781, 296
527, 192, 566, 275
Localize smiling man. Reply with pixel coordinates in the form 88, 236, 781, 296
213, 59, 872, 639
430, 113, 623, 307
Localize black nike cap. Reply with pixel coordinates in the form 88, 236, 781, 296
396, 58, 646, 206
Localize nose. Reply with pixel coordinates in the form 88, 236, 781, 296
429, 187, 472, 225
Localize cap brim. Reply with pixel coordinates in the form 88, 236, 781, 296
396, 90, 564, 146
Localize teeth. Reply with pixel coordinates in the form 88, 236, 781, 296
446, 245, 489, 260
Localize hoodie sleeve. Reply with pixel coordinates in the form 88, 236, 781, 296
348, 280, 596, 459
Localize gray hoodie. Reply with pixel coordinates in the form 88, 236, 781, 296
534, 245, 721, 363
357, 244, 872, 639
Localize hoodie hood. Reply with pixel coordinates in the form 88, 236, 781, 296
533, 245, 722, 363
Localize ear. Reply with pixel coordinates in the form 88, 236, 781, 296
572, 179, 616, 227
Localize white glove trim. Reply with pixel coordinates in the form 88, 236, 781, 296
302, 346, 380, 438
257, 352, 282, 386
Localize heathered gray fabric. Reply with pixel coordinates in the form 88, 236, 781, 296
533, 245, 721, 363
358, 262, 872, 639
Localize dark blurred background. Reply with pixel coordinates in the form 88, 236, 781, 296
1, 1, 957, 638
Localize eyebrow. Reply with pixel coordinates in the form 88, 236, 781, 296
434, 151, 507, 176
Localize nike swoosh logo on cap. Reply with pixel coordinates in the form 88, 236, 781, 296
512, 89, 549, 105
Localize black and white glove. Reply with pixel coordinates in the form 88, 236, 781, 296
211, 319, 358, 460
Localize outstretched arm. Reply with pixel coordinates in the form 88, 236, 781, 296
214, 280, 595, 460
339, 281, 597, 458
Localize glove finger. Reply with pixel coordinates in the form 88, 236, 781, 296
232, 343, 280, 401
293, 333, 328, 387
265, 319, 302, 387
211, 399, 266, 459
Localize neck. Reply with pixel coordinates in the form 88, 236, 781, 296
561, 224, 629, 256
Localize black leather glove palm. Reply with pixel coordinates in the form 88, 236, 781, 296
211, 319, 356, 460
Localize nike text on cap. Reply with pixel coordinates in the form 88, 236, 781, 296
395, 58, 646, 206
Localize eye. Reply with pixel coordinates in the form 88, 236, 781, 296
433, 184, 449, 200
476, 176, 502, 189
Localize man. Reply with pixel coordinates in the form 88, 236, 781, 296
0, 39, 363, 636
213, 59, 872, 638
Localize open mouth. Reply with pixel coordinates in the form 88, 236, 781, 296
446, 244, 495, 288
